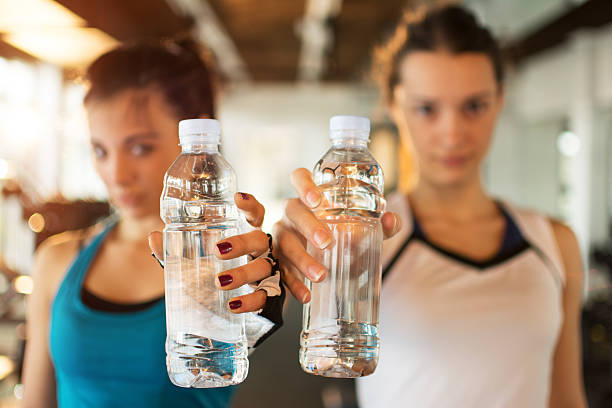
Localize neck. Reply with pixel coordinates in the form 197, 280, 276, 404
409, 175, 496, 222
114, 214, 164, 244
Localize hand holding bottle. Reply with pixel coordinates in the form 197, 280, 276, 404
273, 169, 401, 304
274, 115, 403, 378
149, 191, 271, 313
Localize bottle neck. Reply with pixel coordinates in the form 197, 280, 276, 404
181, 143, 219, 153
331, 137, 369, 149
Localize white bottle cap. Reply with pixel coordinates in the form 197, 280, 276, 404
178, 119, 221, 145
329, 115, 370, 141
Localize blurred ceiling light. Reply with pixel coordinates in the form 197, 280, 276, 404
0, 0, 85, 30
0, 356, 13, 381
0, 158, 9, 179
5, 28, 119, 68
28, 212, 45, 233
557, 131, 581, 157
0, 0, 118, 68
14, 275, 33, 295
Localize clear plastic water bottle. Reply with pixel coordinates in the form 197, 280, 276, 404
161, 119, 249, 388
300, 115, 386, 378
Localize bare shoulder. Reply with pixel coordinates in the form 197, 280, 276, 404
548, 218, 583, 282
549, 219, 580, 255
33, 224, 102, 299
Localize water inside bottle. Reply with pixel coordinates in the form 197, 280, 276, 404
163, 198, 248, 388
300, 167, 384, 378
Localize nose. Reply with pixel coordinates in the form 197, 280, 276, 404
438, 111, 466, 149
108, 152, 137, 187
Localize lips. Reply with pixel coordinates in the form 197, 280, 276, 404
116, 192, 143, 207
439, 155, 468, 167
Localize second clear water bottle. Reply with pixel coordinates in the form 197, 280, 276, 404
300, 115, 386, 378
162, 119, 249, 388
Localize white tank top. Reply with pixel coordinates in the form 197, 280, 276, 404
356, 194, 564, 408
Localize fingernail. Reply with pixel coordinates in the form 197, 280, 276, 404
306, 190, 320, 207
393, 215, 401, 233
229, 300, 242, 310
218, 275, 233, 287
217, 242, 232, 254
308, 264, 324, 281
239, 192, 249, 200
314, 229, 331, 249
301, 291, 310, 304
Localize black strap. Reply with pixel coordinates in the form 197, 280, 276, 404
382, 233, 415, 282
253, 233, 285, 348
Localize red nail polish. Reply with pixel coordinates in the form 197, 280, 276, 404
218, 275, 233, 287
239, 192, 249, 200
217, 242, 232, 254
229, 300, 242, 310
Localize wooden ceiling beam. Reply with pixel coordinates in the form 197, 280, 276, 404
505, 0, 612, 64
208, 0, 305, 81
324, 0, 406, 81
53, 0, 191, 41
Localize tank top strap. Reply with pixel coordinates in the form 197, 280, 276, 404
56, 219, 118, 299
498, 200, 565, 287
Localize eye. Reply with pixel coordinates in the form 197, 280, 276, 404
463, 99, 489, 116
92, 145, 106, 159
414, 103, 436, 117
130, 144, 154, 157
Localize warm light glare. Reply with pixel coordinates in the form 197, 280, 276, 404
14, 275, 33, 295
557, 131, 581, 157
0, 0, 118, 68
0, 356, 14, 381
0, 0, 85, 30
28, 212, 45, 233
6, 27, 119, 68
0, 158, 8, 179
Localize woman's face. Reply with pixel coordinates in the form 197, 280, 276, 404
392, 51, 504, 189
86, 88, 181, 219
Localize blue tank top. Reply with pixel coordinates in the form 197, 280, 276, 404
49, 221, 236, 408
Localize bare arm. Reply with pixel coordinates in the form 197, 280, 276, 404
22, 236, 76, 408
548, 220, 588, 408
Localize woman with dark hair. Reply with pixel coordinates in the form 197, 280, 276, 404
22, 40, 282, 407
275, 5, 587, 407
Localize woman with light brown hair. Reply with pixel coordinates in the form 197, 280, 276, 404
275, 5, 587, 407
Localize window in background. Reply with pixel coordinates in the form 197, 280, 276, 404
520, 118, 564, 218
59, 82, 106, 201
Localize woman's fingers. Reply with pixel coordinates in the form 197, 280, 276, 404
290, 168, 321, 208
274, 220, 325, 282
235, 192, 265, 228
281, 263, 311, 304
148, 231, 163, 264
215, 230, 269, 259
228, 290, 267, 314
215, 258, 271, 291
382, 212, 401, 239
285, 198, 333, 250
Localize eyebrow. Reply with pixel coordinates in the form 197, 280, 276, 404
463, 91, 496, 100
90, 132, 159, 147
408, 91, 496, 102
124, 132, 159, 144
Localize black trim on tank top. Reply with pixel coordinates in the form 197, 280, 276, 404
382, 203, 530, 281
81, 286, 163, 313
